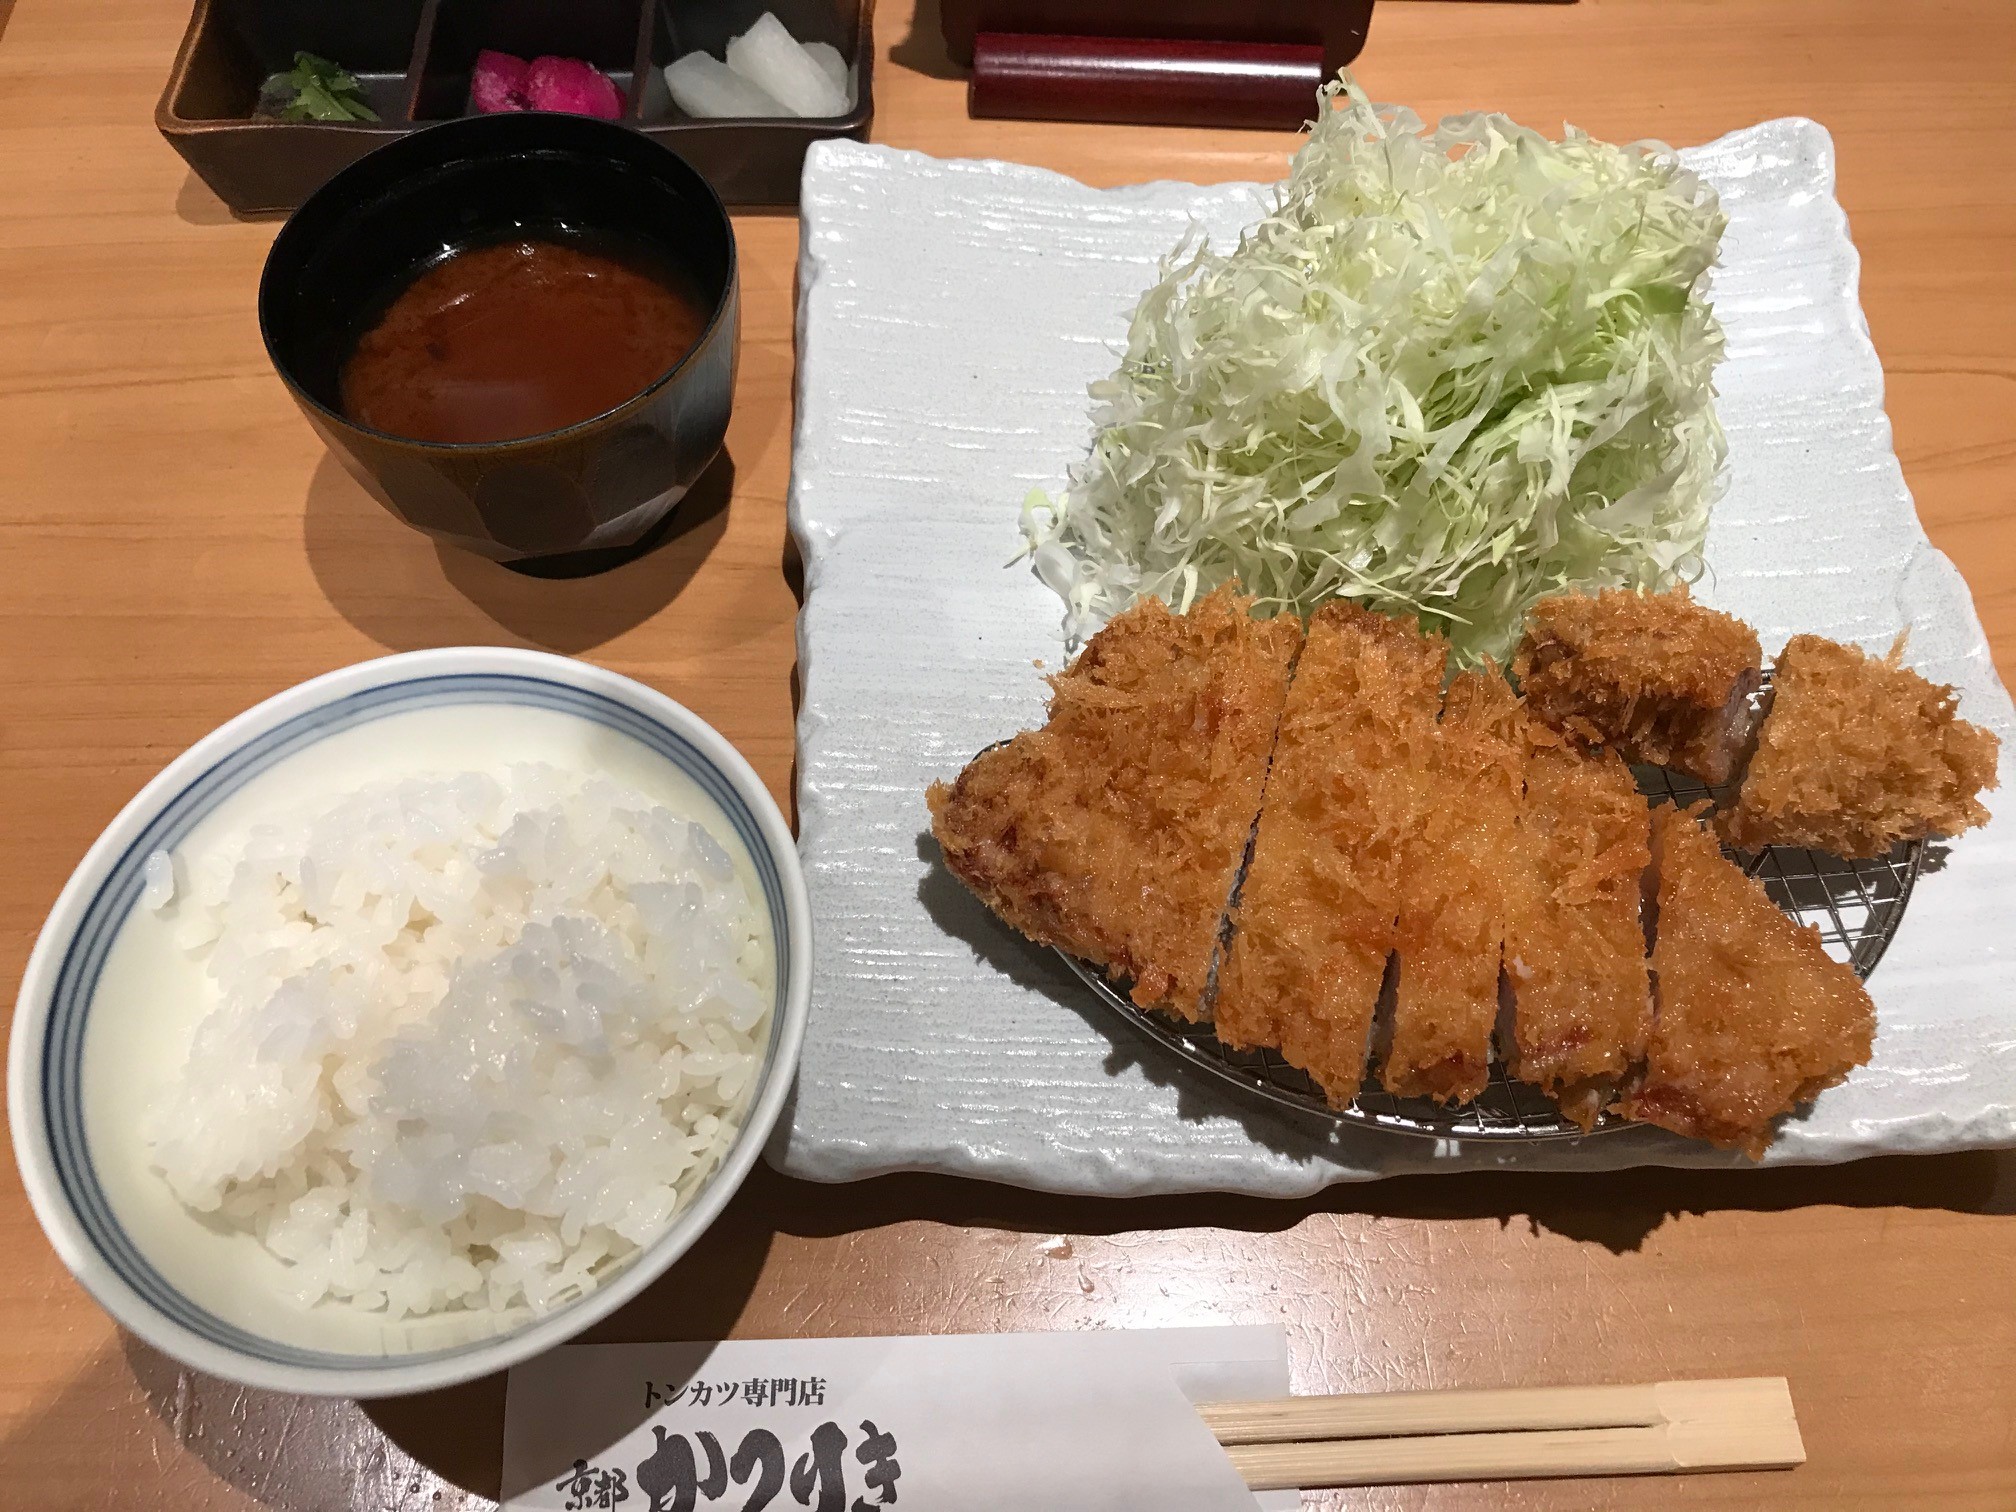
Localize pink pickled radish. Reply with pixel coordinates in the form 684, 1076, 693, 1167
470, 49, 533, 113
525, 56, 624, 119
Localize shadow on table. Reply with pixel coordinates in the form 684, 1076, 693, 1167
890, 0, 962, 80
761, 1149, 2016, 1259
301, 448, 734, 655
172, 170, 262, 228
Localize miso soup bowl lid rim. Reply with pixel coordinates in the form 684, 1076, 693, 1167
258, 115, 738, 455
7, 645, 810, 1398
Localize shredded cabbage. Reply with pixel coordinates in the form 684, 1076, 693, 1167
1022, 73, 1728, 665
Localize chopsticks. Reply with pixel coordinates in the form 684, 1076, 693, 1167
1199, 1377, 1804, 1490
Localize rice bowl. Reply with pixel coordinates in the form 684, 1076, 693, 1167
8, 649, 811, 1397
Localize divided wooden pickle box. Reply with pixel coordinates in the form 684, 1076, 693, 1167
158, 0, 875, 214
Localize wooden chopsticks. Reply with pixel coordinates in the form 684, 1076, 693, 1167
1198, 1377, 1804, 1490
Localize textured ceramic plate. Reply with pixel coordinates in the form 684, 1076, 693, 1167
775, 123, 2016, 1197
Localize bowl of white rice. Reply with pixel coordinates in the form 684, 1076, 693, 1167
8, 648, 810, 1397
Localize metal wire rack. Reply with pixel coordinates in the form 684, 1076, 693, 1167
1635, 764, 1924, 980
1069, 757, 1924, 1143
1066, 954, 1598, 1141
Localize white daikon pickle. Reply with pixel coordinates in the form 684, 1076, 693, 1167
724, 13, 848, 118
800, 41, 852, 103
664, 50, 788, 118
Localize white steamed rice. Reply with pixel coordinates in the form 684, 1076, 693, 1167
141, 763, 772, 1319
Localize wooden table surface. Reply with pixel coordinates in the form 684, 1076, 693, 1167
3, 0, 2013, 1506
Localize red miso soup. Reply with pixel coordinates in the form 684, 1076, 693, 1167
339, 233, 710, 445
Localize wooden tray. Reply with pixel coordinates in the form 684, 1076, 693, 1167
157, 0, 875, 215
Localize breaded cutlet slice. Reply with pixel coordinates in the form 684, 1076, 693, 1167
1622, 804, 1874, 1156
927, 585, 1301, 1021
1515, 586, 1763, 784
1720, 633, 2000, 859
1215, 602, 1446, 1103
1502, 742, 1653, 1130
1381, 668, 1525, 1104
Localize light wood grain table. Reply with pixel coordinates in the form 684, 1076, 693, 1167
3, 0, 2013, 1506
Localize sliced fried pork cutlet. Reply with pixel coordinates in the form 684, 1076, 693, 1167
1215, 602, 1445, 1103
1381, 668, 1525, 1104
1515, 586, 1763, 784
1720, 633, 2000, 858
1502, 742, 1653, 1129
926, 585, 1301, 1020
1624, 804, 1875, 1156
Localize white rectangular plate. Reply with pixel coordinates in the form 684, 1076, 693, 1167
775, 122, 2016, 1196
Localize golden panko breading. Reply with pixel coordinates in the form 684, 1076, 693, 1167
1622, 804, 1875, 1156
1382, 668, 1525, 1104
1515, 586, 1763, 783
1720, 633, 2000, 858
1215, 602, 1446, 1103
927, 585, 1300, 1020
1503, 742, 1653, 1130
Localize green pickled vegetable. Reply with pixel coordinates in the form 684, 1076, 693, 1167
262, 52, 379, 124
1022, 73, 1729, 666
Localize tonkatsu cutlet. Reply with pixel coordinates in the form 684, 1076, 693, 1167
1215, 602, 1445, 1103
1515, 586, 1762, 784
927, 585, 1300, 1020
1623, 804, 1875, 1156
1721, 633, 2000, 858
1382, 668, 1525, 1104
1502, 742, 1653, 1130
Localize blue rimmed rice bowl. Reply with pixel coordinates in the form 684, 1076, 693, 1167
8, 648, 810, 1397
